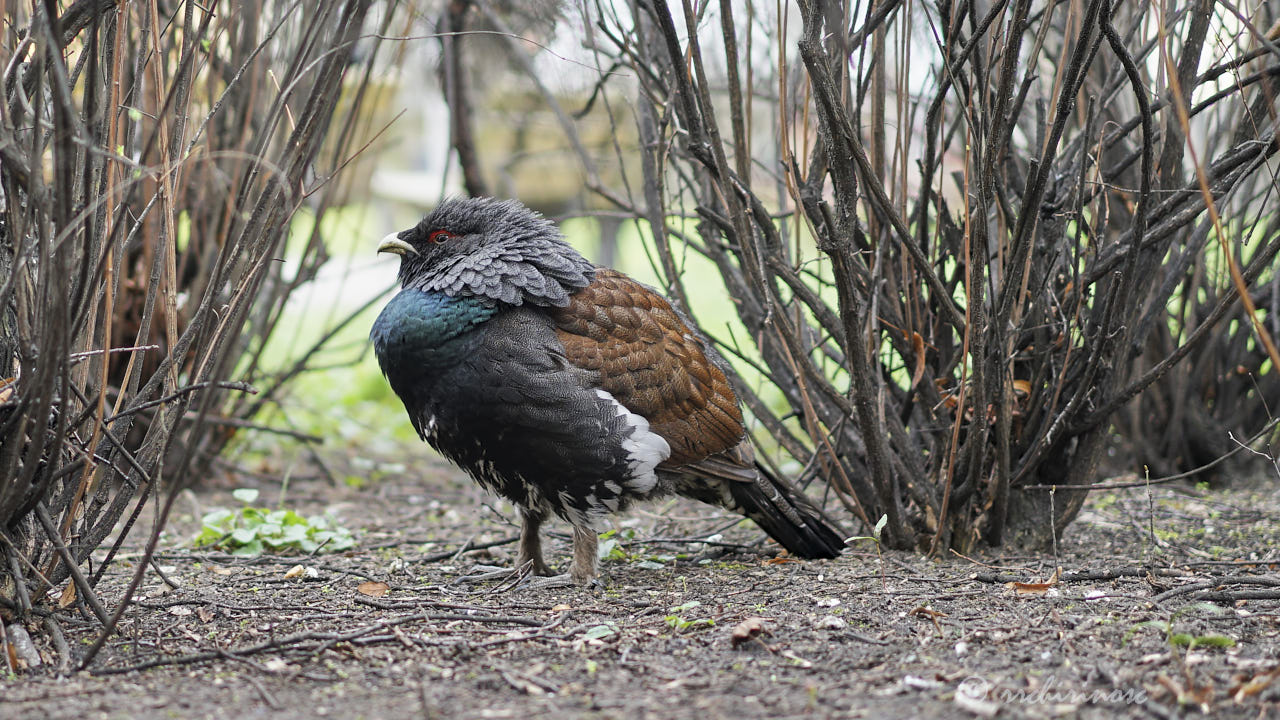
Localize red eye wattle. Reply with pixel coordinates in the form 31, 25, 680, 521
428, 229, 456, 243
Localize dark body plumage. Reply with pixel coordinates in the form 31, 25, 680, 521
372, 197, 843, 584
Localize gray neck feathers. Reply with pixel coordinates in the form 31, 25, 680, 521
412, 237, 595, 307
401, 198, 596, 307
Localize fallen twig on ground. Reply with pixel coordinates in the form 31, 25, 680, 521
89, 610, 558, 675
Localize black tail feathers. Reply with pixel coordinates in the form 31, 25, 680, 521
729, 464, 846, 559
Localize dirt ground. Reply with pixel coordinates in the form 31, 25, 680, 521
4, 454, 1280, 720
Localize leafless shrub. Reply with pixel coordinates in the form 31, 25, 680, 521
0, 0, 387, 660
446, 0, 1280, 552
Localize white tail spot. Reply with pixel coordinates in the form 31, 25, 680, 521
595, 389, 670, 493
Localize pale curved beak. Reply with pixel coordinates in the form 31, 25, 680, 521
377, 233, 417, 256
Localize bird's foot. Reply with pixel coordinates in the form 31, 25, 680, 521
515, 555, 552, 578
519, 572, 604, 591
452, 564, 518, 584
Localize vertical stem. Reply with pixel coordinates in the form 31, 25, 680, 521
442, 0, 489, 197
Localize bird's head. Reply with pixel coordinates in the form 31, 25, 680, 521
378, 197, 595, 307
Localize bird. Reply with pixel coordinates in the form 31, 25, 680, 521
371, 197, 844, 585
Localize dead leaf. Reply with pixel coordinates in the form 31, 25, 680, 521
57, 582, 76, 609
4, 633, 19, 670
5, 624, 40, 669
1230, 665, 1280, 703
730, 617, 772, 648
909, 605, 949, 620
1009, 581, 1057, 596
550, 603, 572, 612
1007, 567, 1061, 596
909, 604, 948, 635
357, 581, 389, 598
196, 606, 215, 623
910, 332, 927, 389
1157, 673, 1214, 712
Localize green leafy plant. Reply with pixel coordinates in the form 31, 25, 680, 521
1124, 602, 1237, 651
845, 513, 889, 547
193, 488, 356, 556
846, 514, 889, 588
581, 623, 619, 641
664, 601, 714, 632
597, 528, 637, 562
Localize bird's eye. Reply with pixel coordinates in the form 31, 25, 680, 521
428, 229, 456, 244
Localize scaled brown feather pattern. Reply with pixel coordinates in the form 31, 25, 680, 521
550, 269, 745, 467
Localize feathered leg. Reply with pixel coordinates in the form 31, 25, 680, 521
516, 507, 552, 576
568, 525, 598, 585
519, 524, 600, 589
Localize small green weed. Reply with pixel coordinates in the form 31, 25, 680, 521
1124, 602, 1237, 651
597, 528, 637, 561
193, 488, 356, 556
665, 601, 714, 632
846, 513, 889, 547
846, 514, 889, 588
581, 623, 619, 641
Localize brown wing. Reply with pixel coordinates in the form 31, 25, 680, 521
549, 268, 746, 467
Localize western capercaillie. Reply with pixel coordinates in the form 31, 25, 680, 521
371, 197, 844, 585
